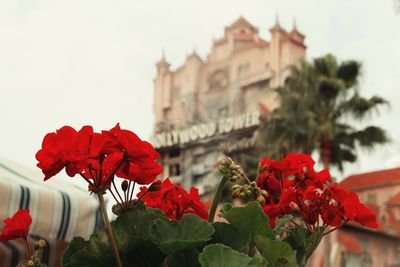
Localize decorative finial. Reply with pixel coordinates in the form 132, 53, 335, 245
161, 48, 166, 61
275, 13, 280, 26
293, 16, 297, 30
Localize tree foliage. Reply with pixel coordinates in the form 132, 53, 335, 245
258, 54, 389, 170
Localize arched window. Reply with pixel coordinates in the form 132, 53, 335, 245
209, 69, 228, 90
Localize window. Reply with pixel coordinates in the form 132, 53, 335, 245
209, 70, 228, 90
169, 164, 181, 176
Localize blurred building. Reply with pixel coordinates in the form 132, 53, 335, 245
152, 17, 306, 194
309, 168, 400, 267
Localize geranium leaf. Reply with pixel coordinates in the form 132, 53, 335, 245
304, 227, 325, 260
62, 207, 168, 267
273, 215, 293, 235
125, 240, 165, 267
198, 244, 263, 267
210, 222, 248, 251
255, 235, 297, 267
167, 249, 201, 267
151, 214, 215, 255
62, 237, 87, 266
221, 202, 274, 246
284, 226, 325, 265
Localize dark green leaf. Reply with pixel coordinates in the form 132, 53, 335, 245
255, 236, 297, 267
273, 215, 293, 235
210, 222, 248, 251
284, 226, 325, 265
151, 214, 215, 255
199, 244, 263, 267
62, 207, 168, 267
125, 240, 165, 267
222, 202, 274, 246
62, 237, 87, 266
168, 249, 200, 267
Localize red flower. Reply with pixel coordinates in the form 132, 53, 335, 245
137, 179, 208, 220
256, 153, 378, 231
0, 209, 32, 242
106, 124, 163, 184
36, 124, 163, 193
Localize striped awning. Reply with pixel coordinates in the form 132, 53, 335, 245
0, 157, 104, 266
0, 158, 103, 267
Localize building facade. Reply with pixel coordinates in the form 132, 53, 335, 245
309, 168, 400, 267
152, 17, 306, 194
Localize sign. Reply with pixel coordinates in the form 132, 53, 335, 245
152, 111, 260, 149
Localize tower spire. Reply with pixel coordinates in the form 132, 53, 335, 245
293, 16, 297, 30
275, 13, 280, 27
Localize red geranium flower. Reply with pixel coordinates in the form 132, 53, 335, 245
106, 124, 163, 184
0, 209, 32, 242
36, 124, 163, 193
137, 178, 208, 220
256, 153, 378, 231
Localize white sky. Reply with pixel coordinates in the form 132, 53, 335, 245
1, 0, 399, 188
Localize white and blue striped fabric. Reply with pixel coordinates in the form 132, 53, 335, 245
0, 157, 104, 266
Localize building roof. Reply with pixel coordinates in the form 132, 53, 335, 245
339, 167, 400, 191
226, 16, 258, 32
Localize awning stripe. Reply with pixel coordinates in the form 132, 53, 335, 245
18, 185, 30, 210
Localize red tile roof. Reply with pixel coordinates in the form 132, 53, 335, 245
339, 168, 400, 191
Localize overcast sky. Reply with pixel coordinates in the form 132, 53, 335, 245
1, 0, 399, 186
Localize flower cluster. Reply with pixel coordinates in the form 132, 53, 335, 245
137, 178, 208, 220
256, 153, 378, 230
0, 209, 32, 242
36, 124, 163, 193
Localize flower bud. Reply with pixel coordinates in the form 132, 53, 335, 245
257, 195, 265, 204
289, 201, 300, 212
27, 260, 34, 267
260, 190, 269, 198
232, 184, 241, 191
148, 180, 162, 192
232, 189, 241, 198
34, 239, 46, 250
121, 180, 129, 192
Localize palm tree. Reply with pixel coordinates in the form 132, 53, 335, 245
258, 54, 389, 170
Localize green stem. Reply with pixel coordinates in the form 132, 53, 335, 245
97, 193, 123, 267
208, 176, 228, 222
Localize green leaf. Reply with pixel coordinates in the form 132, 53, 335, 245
167, 249, 201, 267
222, 202, 274, 246
284, 226, 325, 265
255, 236, 297, 267
210, 222, 248, 251
62, 207, 168, 267
62, 237, 87, 266
199, 244, 262, 267
273, 215, 293, 235
304, 227, 325, 260
151, 214, 215, 255
125, 240, 165, 267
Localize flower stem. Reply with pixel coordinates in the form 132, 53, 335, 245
97, 193, 123, 267
323, 219, 349, 236
23, 237, 31, 260
208, 176, 228, 222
